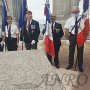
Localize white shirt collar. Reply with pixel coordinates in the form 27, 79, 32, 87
27, 20, 32, 24
51, 22, 55, 27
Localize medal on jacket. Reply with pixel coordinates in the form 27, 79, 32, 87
31, 25, 35, 33
55, 28, 59, 33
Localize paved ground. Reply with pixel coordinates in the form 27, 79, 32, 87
59, 41, 90, 90
38, 40, 90, 90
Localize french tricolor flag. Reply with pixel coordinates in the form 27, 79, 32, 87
77, 0, 90, 46
43, 0, 55, 57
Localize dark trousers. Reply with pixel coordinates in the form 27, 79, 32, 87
6, 38, 17, 51
69, 35, 84, 68
25, 43, 37, 50
47, 47, 60, 66
0, 38, 3, 52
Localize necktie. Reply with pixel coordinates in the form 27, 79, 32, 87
75, 17, 78, 35
28, 21, 30, 26
28, 21, 31, 31
8, 25, 11, 38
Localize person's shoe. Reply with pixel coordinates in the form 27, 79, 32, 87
79, 68, 83, 72
56, 65, 60, 69
55, 64, 60, 69
66, 66, 72, 70
49, 60, 53, 65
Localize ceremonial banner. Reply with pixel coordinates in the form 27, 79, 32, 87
43, 0, 55, 56
77, 0, 90, 46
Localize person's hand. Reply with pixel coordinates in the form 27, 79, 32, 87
1, 41, 5, 47
31, 40, 35, 45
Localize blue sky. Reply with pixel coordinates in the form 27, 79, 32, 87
27, 0, 53, 24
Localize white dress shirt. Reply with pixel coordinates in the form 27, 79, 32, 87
64, 15, 82, 34
5, 23, 19, 38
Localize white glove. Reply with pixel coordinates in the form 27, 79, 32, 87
1, 41, 5, 47
19, 41, 24, 46
31, 40, 35, 45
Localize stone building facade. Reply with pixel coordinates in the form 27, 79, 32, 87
53, 0, 80, 26
0, 0, 2, 21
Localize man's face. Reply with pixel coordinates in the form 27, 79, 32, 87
72, 7, 80, 15
7, 17, 12, 24
26, 13, 32, 21
51, 15, 56, 23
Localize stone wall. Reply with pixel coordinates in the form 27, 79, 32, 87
0, 0, 2, 21
53, 0, 80, 27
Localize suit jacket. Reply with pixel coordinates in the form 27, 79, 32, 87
52, 22, 64, 51
20, 19, 40, 44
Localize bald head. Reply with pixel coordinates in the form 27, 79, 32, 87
72, 6, 80, 14
51, 13, 56, 17
50, 13, 56, 23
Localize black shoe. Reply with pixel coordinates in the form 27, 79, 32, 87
55, 64, 60, 69
56, 65, 60, 69
79, 68, 83, 72
66, 66, 72, 70
49, 60, 53, 65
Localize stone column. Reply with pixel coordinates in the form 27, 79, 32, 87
53, 0, 80, 26
0, 1, 2, 21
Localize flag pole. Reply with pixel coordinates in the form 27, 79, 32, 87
20, 28, 24, 50
22, 0, 23, 50
22, 42, 23, 50
22, 29, 24, 50
3, 43, 6, 52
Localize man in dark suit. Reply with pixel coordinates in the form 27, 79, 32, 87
47, 13, 64, 68
20, 10, 40, 50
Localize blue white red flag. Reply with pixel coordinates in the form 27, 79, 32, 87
77, 0, 90, 46
43, 0, 55, 57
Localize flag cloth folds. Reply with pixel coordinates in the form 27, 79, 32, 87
2, 0, 8, 31
77, 0, 90, 47
43, 0, 55, 57
18, 0, 27, 27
